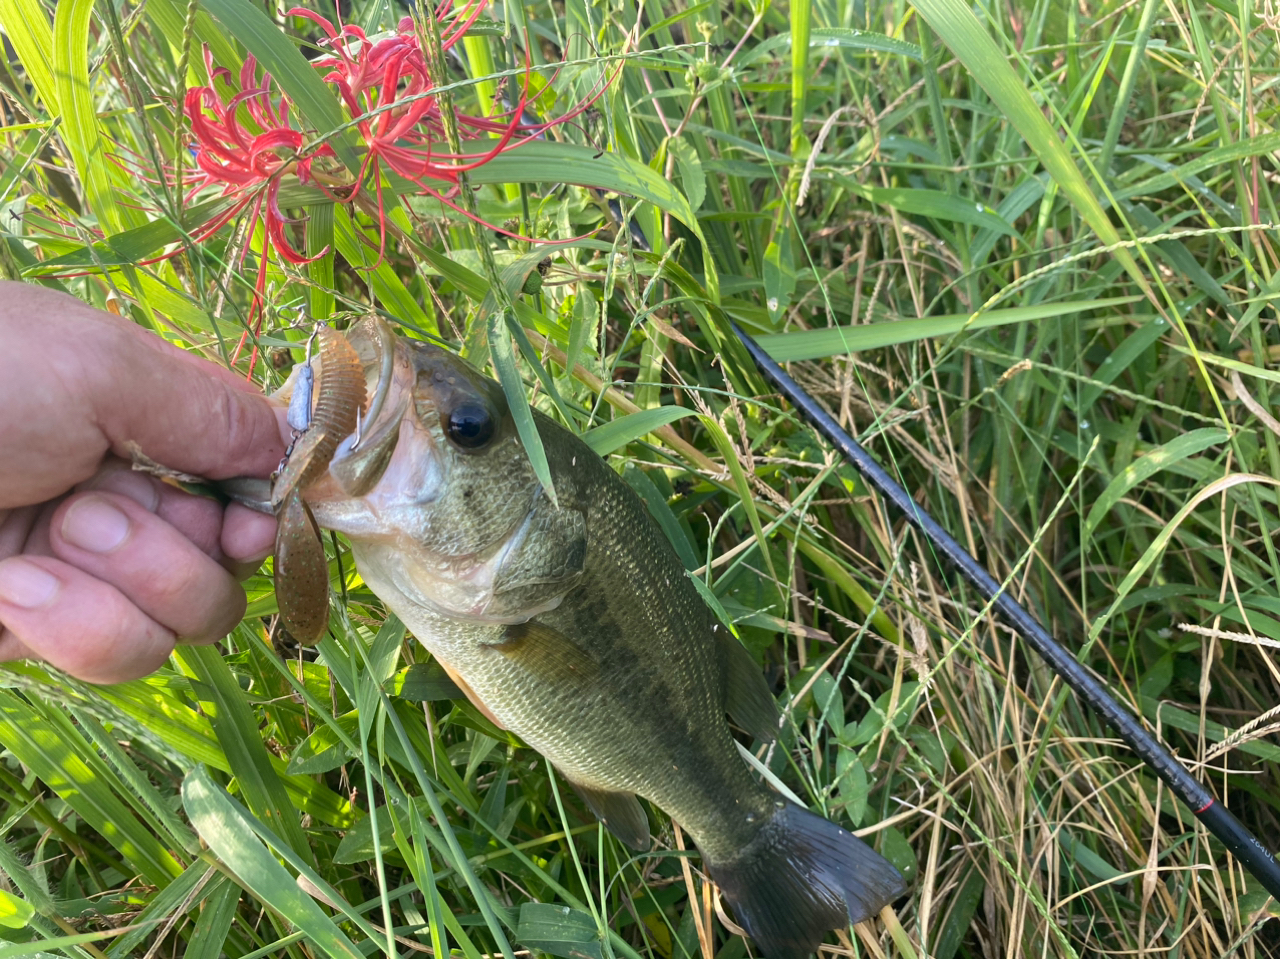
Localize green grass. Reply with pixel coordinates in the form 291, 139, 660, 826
3, 0, 1280, 956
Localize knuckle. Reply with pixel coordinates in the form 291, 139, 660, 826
207, 388, 281, 479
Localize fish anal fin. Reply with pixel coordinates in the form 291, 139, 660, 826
489, 622, 600, 690
569, 781, 650, 851
716, 625, 779, 743
436, 658, 508, 730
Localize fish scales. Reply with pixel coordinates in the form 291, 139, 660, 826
302, 320, 907, 959
402, 423, 773, 861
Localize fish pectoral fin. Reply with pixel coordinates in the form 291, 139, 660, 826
435, 658, 509, 730
489, 622, 600, 689
717, 625, 779, 743
568, 781, 650, 851
485, 503, 587, 620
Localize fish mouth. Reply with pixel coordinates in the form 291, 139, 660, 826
303, 317, 444, 532
283, 318, 557, 624
326, 317, 406, 499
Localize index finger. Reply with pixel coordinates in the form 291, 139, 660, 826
0, 285, 289, 506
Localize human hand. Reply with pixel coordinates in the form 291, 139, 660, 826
0, 283, 289, 683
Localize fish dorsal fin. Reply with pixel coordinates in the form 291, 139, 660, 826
716, 625, 779, 743
490, 622, 599, 689
569, 782, 651, 851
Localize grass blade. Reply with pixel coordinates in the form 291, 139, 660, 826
182, 767, 366, 959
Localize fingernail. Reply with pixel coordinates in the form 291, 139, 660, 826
62, 496, 131, 553
0, 559, 60, 608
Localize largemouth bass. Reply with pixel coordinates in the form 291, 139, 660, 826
298, 319, 907, 957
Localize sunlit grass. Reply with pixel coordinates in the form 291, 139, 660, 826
2, 0, 1280, 956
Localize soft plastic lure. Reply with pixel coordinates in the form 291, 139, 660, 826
272, 327, 366, 644
272, 328, 365, 511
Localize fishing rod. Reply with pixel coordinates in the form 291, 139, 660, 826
731, 322, 1280, 902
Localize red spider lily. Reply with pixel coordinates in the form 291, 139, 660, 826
183, 47, 346, 366
185, 48, 336, 266
179, 3, 610, 369
289, 2, 588, 259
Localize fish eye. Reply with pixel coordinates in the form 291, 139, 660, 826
445, 402, 495, 450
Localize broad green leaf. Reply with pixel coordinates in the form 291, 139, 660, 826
393, 661, 465, 702
1114, 133, 1280, 204
826, 174, 1019, 237
789, 0, 811, 161
21, 194, 238, 274
1142, 696, 1280, 763
133, 274, 219, 336
144, 0, 238, 83
0, 0, 57, 111
1084, 428, 1229, 536
699, 415, 780, 595
307, 201, 336, 319
1128, 204, 1232, 312
583, 406, 697, 455
755, 296, 1140, 361
970, 172, 1046, 265
183, 877, 241, 959
0, 890, 33, 930
639, 0, 716, 41
105, 862, 218, 959
670, 136, 706, 212
0, 931, 122, 957
334, 206, 433, 330
762, 232, 796, 324
489, 310, 558, 505
689, 574, 745, 639
182, 767, 366, 959
835, 753, 868, 825
287, 714, 357, 776
622, 465, 700, 571
178, 643, 314, 863
1076, 315, 1168, 414
516, 903, 603, 959
565, 286, 597, 375
932, 867, 986, 959
53, 0, 131, 233
471, 141, 719, 301
739, 26, 922, 65
1059, 831, 1124, 882
0, 839, 52, 917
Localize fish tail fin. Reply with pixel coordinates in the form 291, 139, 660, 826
707, 803, 907, 959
